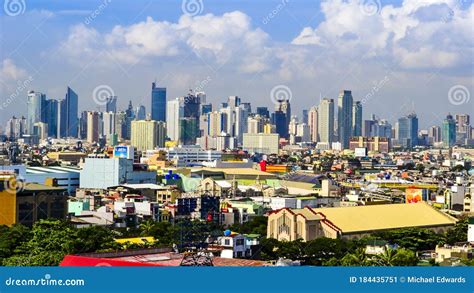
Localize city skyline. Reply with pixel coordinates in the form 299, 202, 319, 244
1, 0, 473, 129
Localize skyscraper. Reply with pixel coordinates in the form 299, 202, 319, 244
26, 91, 46, 134
131, 120, 166, 151
166, 98, 183, 141
273, 98, 291, 139
151, 82, 166, 122
59, 87, 79, 138
86, 111, 100, 143
106, 96, 117, 113
442, 114, 456, 148
397, 113, 418, 149
428, 126, 441, 144
44, 99, 59, 138
102, 112, 116, 140
318, 98, 334, 144
256, 107, 270, 119
337, 90, 353, 148
352, 101, 362, 137
135, 105, 146, 120
308, 106, 318, 143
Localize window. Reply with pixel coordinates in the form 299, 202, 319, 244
236, 239, 244, 246
224, 239, 230, 245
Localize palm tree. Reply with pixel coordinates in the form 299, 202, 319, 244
341, 248, 369, 266
374, 247, 398, 266
139, 220, 156, 236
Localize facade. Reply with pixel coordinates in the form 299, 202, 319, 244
80, 157, 156, 189
242, 133, 279, 154
131, 120, 166, 151
59, 87, 79, 138
352, 101, 362, 137
106, 96, 117, 113
337, 90, 353, 149
308, 106, 318, 142
86, 111, 100, 143
349, 136, 390, 153
397, 113, 418, 149
166, 98, 183, 141
318, 98, 334, 144
442, 114, 456, 148
151, 82, 166, 122
164, 145, 222, 167
26, 91, 46, 134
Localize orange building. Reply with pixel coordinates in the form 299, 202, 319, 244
0, 172, 17, 226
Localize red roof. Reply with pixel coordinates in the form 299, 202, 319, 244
60, 255, 163, 267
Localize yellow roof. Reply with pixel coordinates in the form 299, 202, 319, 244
115, 237, 155, 244
296, 202, 457, 233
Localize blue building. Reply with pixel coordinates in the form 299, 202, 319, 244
442, 114, 456, 148
45, 99, 59, 137
337, 90, 354, 149
59, 87, 78, 138
398, 113, 418, 149
151, 82, 166, 122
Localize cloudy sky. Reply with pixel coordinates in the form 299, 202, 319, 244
0, 0, 473, 129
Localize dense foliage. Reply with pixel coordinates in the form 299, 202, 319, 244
0, 216, 469, 266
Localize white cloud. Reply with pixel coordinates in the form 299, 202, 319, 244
0, 59, 27, 81
291, 0, 473, 70
59, 11, 271, 73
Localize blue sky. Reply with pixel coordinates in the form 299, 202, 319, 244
1, 0, 473, 129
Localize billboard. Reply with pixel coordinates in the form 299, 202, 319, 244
406, 188, 428, 203
113, 146, 134, 159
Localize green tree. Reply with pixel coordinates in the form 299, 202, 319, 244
373, 247, 398, 266
0, 224, 31, 264
445, 217, 468, 245
392, 248, 419, 266
340, 247, 370, 266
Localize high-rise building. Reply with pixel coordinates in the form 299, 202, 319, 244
247, 115, 264, 134
44, 99, 59, 138
273, 98, 291, 139
135, 105, 146, 120
59, 87, 79, 138
428, 126, 441, 144
151, 82, 166, 122
5, 116, 27, 139
352, 101, 362, 137
106, 96, 117, 113
302, 109, 309, 124
208, 111, 223, 137
442, 114, 456, 148
26, 91, 46, 134
179, 117, 199, 145
86, 111, 100, 143
256, 107, 270, 119
166, 98, 183, 141
102, 112, 116, 140
131, 120, 166, 151
397, 113, 418, 149
33, 122, 48, 141
308, 106, 318, 143
337, 90, 353, 148
318, 98, 334, 144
